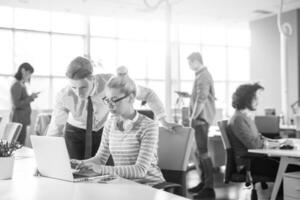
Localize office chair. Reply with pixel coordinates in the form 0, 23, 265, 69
254, 115, 280, 139
1, 122, 23, 143
218, 120, 273, 200
34, 113, 52, 136
154, 126, 194, 197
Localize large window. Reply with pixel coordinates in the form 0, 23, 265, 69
0, 6, 250, 118
0, 6, 85, 110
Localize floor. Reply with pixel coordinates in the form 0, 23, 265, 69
186, 167, 282, 200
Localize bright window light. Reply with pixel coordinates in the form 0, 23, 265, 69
0, 30, 13, 74
90, 16, 117, 37
90, 38, 117, 74
15, 31, 51, 76
51, 34, 84, 76
146, 42, 165, 79
0, 6, 13, 28
118, 19, 146, 40
201, 46, 227, 81
51, 12, 85, 34
117, 40, 147, 79
14, 8, 50, 31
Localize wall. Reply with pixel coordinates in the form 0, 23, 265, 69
250, 9, 299, 120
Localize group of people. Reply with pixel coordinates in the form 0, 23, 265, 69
9, 51, 292, 199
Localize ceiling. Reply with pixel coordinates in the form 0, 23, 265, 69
0, 0, 300, 25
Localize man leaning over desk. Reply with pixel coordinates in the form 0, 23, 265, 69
47, 56, 178, 160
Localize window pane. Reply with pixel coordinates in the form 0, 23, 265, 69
118, 19, 145, 40
14, 8, 50, 31
179, 44, 201, 80
146, 42, 165, 79
201, 26, 227, 45
51, 35, 84, 76
90, 38, 117, 74
144, 21, 166, 41
0, 6, 13, 28
180, 81, 193, 95
179, 24, 202, 43
90, 16, 117, 37
117, 40, 146, 79
148, 81, 165, 108
0, 30, 13, 74
15, 31, 51, 76
29, 77, 51, 110
227, 27, 251, 47
228, 47, 250, 81
51, 12, 85, 34
0, 76, 14, 109
214, 82, 226, 111
202, 46, 226, 81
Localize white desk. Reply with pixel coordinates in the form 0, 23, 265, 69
249, 139, 300, 200
0, 148, 189, 200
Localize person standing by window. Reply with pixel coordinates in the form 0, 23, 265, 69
187, 52, 216, 199
10, 63, 39, 145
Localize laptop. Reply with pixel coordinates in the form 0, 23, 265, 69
254, 116, 280, 138
30, 135, 105, 182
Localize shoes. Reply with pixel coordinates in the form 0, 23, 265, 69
193, 188, 216, 199
188, 182, 204, 193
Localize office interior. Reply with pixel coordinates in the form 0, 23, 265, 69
1, 0, 300, 200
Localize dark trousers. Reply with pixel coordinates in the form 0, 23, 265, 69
64, 123, 102, 160
192, 119, 214, 188
250, 157, 300, 179
17, 124, 27, 145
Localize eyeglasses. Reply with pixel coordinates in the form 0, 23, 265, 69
102, 93, 130, 106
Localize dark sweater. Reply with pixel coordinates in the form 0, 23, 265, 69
228, 110, 265, 167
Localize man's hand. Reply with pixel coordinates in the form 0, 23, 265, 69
33, 168, 41, 176
70, 159, 83, 169
160, 117, 182, 132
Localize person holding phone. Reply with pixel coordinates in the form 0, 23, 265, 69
10, 63, 39, 145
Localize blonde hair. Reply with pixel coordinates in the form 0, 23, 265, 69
107, 67, 136, 96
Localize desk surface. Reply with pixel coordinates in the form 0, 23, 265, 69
0, 148, 188, 200
249, 139, 300, 157
249, 149, 300, 157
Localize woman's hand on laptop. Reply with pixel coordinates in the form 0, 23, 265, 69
70, 159, 84, 169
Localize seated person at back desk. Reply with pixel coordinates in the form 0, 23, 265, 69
228, 83, 294, 179
71, 73, 165, 186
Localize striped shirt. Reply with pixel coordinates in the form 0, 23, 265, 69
93, 112, 165, 186
190, 67, 216, 124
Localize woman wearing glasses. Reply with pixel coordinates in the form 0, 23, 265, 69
47, 56, 178, 160
72, 74, 165, 186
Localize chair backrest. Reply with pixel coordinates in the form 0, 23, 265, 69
217, 120, 238, 183
255, 115, 280, 138
1, 122, 23, 143
157, 126, 194, 196
218, 120, 231, 150
158, 126, 194, 171
34, 113, 52, 136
